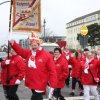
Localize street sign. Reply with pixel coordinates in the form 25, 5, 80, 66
80, 26, 88, 35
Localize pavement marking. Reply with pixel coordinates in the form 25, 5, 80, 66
44, 96, 94, 100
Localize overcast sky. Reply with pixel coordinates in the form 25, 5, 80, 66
0, 0, 100, 46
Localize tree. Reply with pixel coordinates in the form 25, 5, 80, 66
87, 23, 100, 48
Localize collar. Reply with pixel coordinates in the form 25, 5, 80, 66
86, 58, 93, 63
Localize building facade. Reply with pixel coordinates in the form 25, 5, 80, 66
66, 10, 100, 49
19, 36, 66, 49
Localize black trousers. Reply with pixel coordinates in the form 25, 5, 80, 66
3, 85, 19, 100
72, 78, 83, 90
53, 88, 65, 100
31, 90, 43, 100
65, 67, 71, 86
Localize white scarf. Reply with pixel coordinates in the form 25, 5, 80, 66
28, 47, 42, 68
84, 58, 93, 74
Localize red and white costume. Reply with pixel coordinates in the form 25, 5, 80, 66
54, 55, 69, 88
1, 55, 25, 85
77, 58, 100, 85
10, 42, 57, 91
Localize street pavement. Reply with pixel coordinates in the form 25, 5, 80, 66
0, 80, 99, 100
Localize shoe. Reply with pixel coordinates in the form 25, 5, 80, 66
69, 92, 75, 96
79, 92, 84, 96
59, 96, 65, 100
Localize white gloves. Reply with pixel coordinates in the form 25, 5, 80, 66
48, 87, 54, 99
94, 78, 99, 83
5, 60, 10, 65
28, 58, 36, 68
15, 79, 21, 85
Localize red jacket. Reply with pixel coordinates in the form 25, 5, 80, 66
10, 42, 57, 91
77, 58, 100, 85
69, 57, 81, 78
1, 55, 25, 86
62, 51, 72, 65
95, 57, 100, 80
54, 55, 69, 88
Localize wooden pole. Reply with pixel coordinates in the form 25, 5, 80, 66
8, 0, 13, 59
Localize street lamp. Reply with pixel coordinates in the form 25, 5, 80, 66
0, 1, 10, 5
43, 19, 46, 42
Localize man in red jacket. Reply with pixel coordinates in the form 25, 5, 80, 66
77, 51, 100, 100
1, 48, 25, 100
9, 32, 57, 100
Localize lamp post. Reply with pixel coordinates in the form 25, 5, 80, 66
0, 1, 10, 5
43, 19, 46, 42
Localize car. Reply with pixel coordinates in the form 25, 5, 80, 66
41, 43, 59, 52
0, 52, 7, 60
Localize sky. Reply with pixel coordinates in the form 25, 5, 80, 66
0, 0, 100, 46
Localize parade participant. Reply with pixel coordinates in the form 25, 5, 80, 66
0, 58, 3, 84
77, 51, 100, 100
69, 51, 83, 96
96, 49, 100, 60
61, 42, 72, 87
53, 47, 69, 100
96, 49, 100, 96
83, 48, 89, 58
9, 32, 57, 100
1, 48, 25, 100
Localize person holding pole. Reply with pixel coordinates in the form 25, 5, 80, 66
1, 48, 25, 100
9, 32, 57, 100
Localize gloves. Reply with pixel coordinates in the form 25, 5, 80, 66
15, 79, 21, 85
5, 60, 10, 65
94, 78, 99, 83
48, 87, 54, 99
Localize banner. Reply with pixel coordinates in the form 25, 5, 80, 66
12, 0, 41, 32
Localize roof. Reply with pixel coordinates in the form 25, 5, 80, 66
67, 10, 100, 24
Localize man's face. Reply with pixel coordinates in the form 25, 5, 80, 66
31, 42, 40, 51
87, 52, 94, 60
63, 45, 68, 51
10, 49, 16, 55
97, 50, 100, 55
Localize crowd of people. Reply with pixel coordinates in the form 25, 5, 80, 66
0, 33, 100, 100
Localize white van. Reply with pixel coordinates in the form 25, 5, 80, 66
41, 43, 59, 52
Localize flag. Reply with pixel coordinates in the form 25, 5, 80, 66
12, 0, 41, 32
